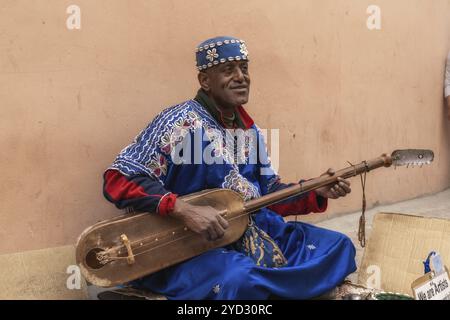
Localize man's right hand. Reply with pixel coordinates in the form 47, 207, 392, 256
170, 199, 229, 241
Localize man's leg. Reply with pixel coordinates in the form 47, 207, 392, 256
129, 248, 269, 300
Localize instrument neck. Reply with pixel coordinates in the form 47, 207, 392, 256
243, 154, 392, 214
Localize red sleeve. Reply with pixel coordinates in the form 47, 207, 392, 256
268, 191, 328, 217
103, 169, 177, 216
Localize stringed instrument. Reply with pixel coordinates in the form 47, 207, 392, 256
76, 149, 433, 287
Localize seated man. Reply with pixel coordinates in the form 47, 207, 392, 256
103, 36, 357, 299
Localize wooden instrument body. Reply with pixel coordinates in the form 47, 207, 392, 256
76, 188, 247, 287
76, 150, 433, 287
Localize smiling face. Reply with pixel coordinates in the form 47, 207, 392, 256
198, 61, 250, 110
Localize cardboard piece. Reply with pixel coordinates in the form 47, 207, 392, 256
358, 212, 450, 296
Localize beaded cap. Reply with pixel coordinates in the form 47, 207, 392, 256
195, 36, 249, 71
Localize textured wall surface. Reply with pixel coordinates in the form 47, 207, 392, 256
1, 0, 450, 254
0, 245, 88, 299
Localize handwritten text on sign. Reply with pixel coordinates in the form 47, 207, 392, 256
414, 272, 450, 300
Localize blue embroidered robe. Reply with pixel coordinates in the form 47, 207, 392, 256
104, 100, 357, 299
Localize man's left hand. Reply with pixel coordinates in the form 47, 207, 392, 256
315, 168, 351, 199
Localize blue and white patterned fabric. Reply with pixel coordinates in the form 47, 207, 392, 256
195, 36, 249, 71
109, 100, 262, 200
110, 100, 357, 299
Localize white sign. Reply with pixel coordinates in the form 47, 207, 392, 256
413, 272, 450, 300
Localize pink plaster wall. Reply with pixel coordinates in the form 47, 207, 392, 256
1, 0, 450, 253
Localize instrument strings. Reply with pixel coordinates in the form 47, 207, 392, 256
101, 212, 252, 263
358, 170, 367, 248
348, 160, 367, 248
